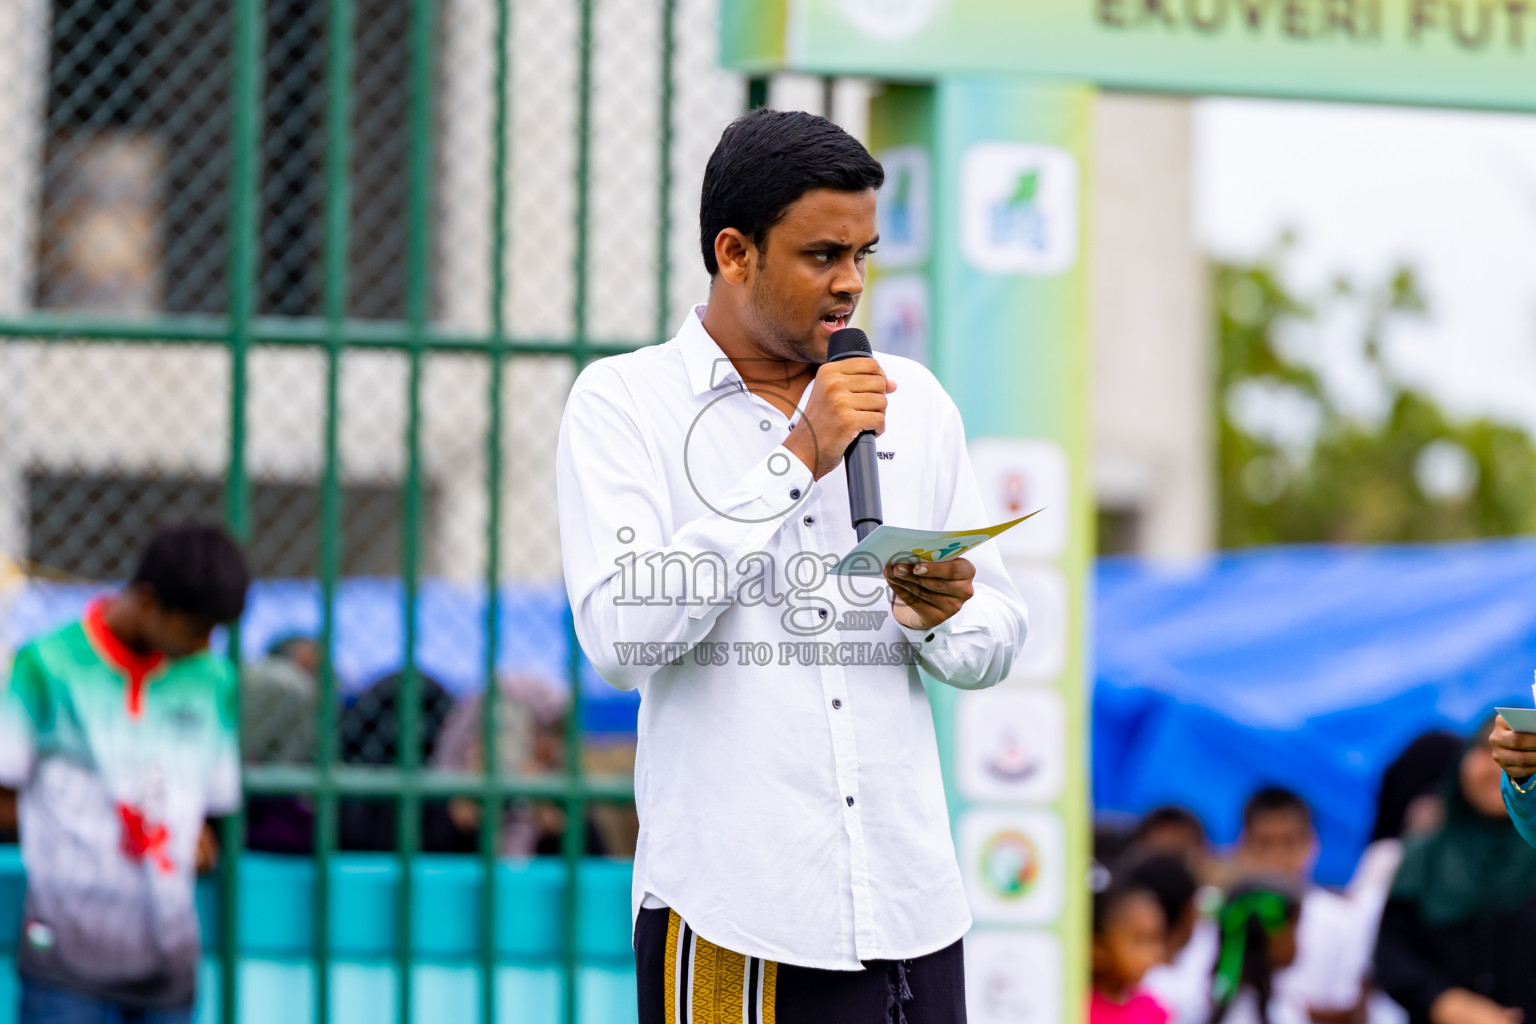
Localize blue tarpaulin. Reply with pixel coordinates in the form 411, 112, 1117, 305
1093, 538, 1536, 885
8, 538, 1536, 881
0, 578, 641, 733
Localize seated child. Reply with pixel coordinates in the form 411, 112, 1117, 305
1093, 880, 1172, 1024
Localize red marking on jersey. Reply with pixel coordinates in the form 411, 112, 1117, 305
116, 802, 174, 874
84, 599, 165, 721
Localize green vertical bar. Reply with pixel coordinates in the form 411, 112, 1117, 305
562, 609, 586, 1024
747, 75, 769, 110
655, 0, 676, 342
316, 0, 353, 1019
821, 75, 835, 120
566, 4, 595, 1020
573, 0, 594, 351
222, 0, 263, 1020
479, 0, 511, 1021
399, 0, 436, 1020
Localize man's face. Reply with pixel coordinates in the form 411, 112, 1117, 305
1239, 809, 1315, 881
741, 187, 878, 363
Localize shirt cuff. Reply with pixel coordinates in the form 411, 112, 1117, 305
1506, 771, 1536, 797
897, 617, 955, 651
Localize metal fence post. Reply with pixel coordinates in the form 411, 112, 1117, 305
656, 0, 677, 343
479, 1, 512, 1020
316, 0, 355, 1019
221, 0, 265, 1020
565, 2, 596, 1019
397, 0, 438, 1018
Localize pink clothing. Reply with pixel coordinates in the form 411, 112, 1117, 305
1092, 989, 1171, 1024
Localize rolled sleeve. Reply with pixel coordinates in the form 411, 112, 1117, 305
897, 582, 1027, 690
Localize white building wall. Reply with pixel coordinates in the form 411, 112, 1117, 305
1089, 92, 1213, 560
0, 0, 50, 583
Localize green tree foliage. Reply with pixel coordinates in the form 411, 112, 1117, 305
1217, 238, 1536, 547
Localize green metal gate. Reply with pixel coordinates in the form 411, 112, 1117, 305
0, 0, 783, 1020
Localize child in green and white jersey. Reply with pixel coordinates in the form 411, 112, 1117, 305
0, 524, 249, 1022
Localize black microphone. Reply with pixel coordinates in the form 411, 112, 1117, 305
825, 327, 884, 541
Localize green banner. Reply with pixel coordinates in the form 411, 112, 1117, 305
868, 78, 1095, 1024
725, 0, 1536, 112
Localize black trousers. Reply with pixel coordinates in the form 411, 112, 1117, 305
635, 907, 967, 1024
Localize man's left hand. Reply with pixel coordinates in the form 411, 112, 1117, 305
884, 558, 975, 631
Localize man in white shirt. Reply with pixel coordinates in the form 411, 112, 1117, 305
556, 109, 1027, 1023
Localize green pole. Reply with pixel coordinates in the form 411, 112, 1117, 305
479, 0, 511, 1020
566, 2, 595, 1020
562, 608, 587, 1024
656, 0, 676, 342
220, 0, 263, 1020
0, 313, 646, 355
316, 0, 354, 1018
398, 0, 437, 1019
747, 76, 769, 110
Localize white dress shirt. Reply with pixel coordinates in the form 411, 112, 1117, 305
556, 304, 1027, 970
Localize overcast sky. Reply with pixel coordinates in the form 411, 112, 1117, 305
1195, 98, 1536, 437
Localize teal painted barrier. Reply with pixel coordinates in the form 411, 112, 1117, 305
0, 847, 638, 1024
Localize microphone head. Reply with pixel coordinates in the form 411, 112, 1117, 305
826, 327, 871, 362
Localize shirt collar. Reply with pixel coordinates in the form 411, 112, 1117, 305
678, 303, 746, 397
84, 596, 166, 682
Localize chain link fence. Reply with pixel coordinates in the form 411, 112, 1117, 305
0, 0, 812, 1021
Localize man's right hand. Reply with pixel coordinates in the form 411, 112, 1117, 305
1431, 988, 1522, 1024
1491, 715, 1536, 780
784, 357, 896, 481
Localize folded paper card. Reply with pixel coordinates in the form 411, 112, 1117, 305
1496, 673, 1536, 732
1497, 708, 1536, 733
830, 509, 1043, 577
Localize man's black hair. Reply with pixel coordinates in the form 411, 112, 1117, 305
699, 108, 884, 276
1243, 786, 1311, 830
1113, 850, 1198, 932
130, 522, 250, 624
1133, 805, 1208, 845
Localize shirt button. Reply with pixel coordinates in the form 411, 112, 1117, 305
832, 698, 842, 709
818, 608, 829, 619
803, 515, 815, 526
845, 796, 855, 807
789, 488, 801, 500
925, 632, 935, 643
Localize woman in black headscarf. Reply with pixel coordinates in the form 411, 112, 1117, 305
1373, 732, 1465, 844
1373, 714, 1536, 1024
1349, 732, 1464, 916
